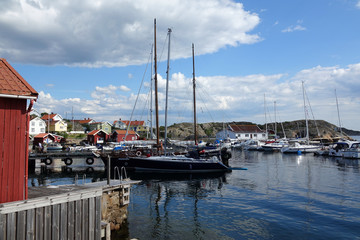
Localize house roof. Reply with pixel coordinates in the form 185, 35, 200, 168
0, 58, 38, 99
88, 129, 109, 136
77, 119, 93, 124
90, 121, 113, 126
33, 133, 63, 139
41, 114, 58, 121
113, 130, 138, 135
121, 120, 145, 126
229, 124, 264, 133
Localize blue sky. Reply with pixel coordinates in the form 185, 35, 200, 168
2, 0, 360, 131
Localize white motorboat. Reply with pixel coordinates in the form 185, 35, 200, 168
328, 140, 360, 157
281, 142, 321, 153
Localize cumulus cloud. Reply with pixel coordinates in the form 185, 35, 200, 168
357, 1, 360, 8
0, 0, 260, 67
33, 63, 360, 130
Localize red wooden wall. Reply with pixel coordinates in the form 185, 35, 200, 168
0, 97, 29, 203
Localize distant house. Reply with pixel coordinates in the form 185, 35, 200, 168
41, 113, 67, 133
33, 133, 64, 146
87, 129, 109, 145
0, 58, 38, 203
49, 120, 68, 133
216, 124, 267, 141
29, 116, 46, 136
41, 113, 63, 122
89, 121, 112, 134
113, 119, 127, 130
111, 130, 140, 142
121, 120, 148, 134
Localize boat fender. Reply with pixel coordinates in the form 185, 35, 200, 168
136, 151, 142, 156
64, 158, 73, 166
44, 157, 52, 165
86, 157, 94, 165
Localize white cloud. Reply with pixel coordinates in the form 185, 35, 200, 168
282, 25, 306, 33
0, 0, 261, 67
33, 63, 360, 130
357, 1, 360, 8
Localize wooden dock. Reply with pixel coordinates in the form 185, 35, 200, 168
0, 179, 140, 240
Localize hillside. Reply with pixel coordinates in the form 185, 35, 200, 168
166, 120, 360, 141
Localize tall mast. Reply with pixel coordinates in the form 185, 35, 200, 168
302, 81, 309, 143
154, 18, 160, 148
149, 44, 153, 139
274, 101, 277, 139
192, 43, 197, 145
264, 93, 267, 139
335, 89, 343, 136
164, 28, 172, 153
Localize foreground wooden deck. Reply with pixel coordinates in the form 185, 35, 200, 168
0, 180, 140, 240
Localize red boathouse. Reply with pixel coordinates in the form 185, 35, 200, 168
0, 58, 38, 204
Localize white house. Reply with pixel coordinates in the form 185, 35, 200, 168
216, 124, 268, 141
29, 117, 46, 136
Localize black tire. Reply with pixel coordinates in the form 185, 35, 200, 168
86, 157, 94, 165
44, 157, 52, 165
64, 158, 73, 166
86, 167, 94, 173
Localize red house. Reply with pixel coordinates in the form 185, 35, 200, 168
87, 129, 109, 145
0, 58, 38, 203
33, 133, 64, 146
111, 130, 140, 142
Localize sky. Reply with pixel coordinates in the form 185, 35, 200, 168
1, 0, 360, 131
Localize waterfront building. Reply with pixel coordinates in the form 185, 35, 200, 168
0, 58, 38, 203
111, 129, 140, 142
216, 124, 268, 141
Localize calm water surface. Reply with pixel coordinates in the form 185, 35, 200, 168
29, 149, 360, 240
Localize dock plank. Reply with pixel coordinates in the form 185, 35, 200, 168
17, 211, 26, 240
51, 204, 60, 240
59, 203, 67, 240
26, 209, 35, 240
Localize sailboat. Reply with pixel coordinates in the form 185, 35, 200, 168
126, 21, 231, 173
281, 81, 321, 153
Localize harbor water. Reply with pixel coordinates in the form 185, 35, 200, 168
29, 147, 360, 239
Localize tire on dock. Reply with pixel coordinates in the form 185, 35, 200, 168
44, 157, 53, 165
86, 157, 94, 165
64, 158, 73, 166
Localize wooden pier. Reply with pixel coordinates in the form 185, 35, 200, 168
0, 179, 140, 240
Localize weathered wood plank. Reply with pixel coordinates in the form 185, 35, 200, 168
74, 200, 82, 240
67, 201, 74, 239
17, 211, 26, 240
82, 199, 89, 240
35, 207, 44, 240
26, 208, 35, 240
88, 197, 95, 240
0, 213, 6, 240
43, 206, 51, 240
51, 204, 60, 240
59, 203, 67, 240
7, 212, 16, 240
95, 196, 101, 240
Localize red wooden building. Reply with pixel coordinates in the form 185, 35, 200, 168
111, 130, 140, 142
0, 58, 38, 204
87, 129, 109, 145
33, 133, 64, 146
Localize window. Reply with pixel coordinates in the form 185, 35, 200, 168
39, 123, 43, 126
41, 128, 45, 132
262, 134, 266, 137
245, 134, 249, 137
31, 128, 35, 133
31, 122, 35, 126
254, 134, 257, 137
